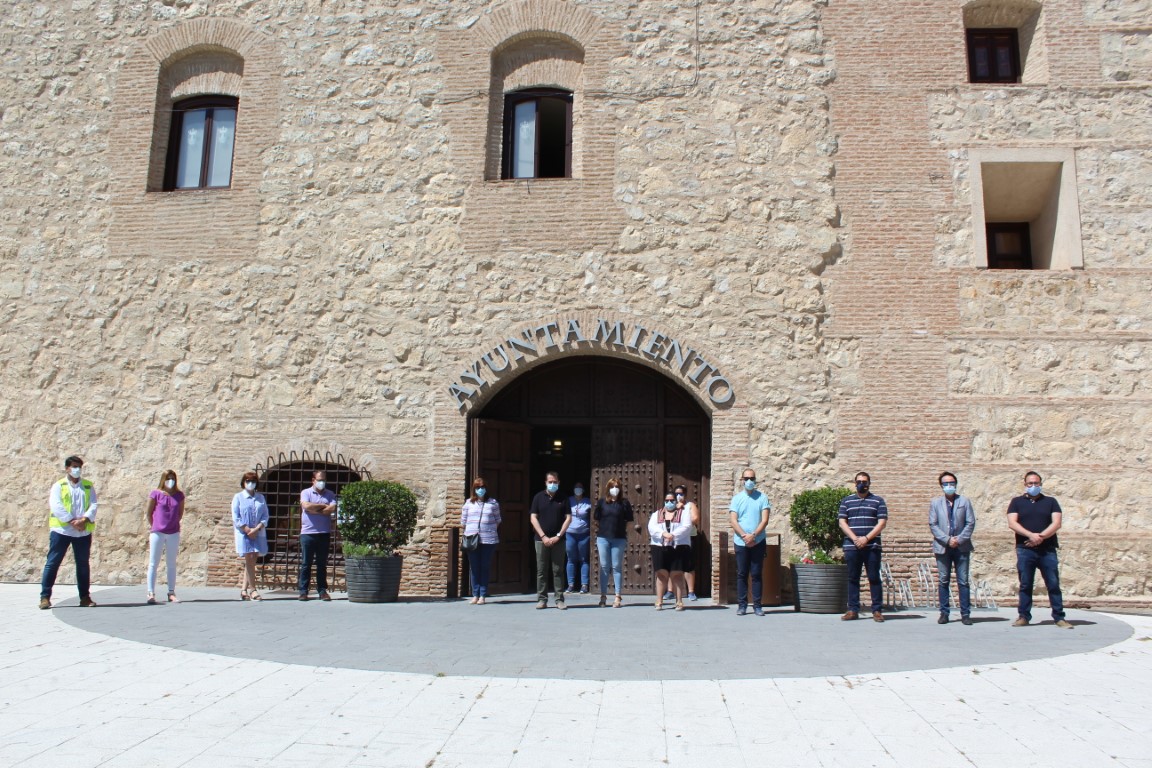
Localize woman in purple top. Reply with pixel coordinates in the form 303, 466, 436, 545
461, 476, 501, 605
145, 469, 185, 605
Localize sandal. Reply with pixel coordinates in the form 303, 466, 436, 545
613, 595, 623, 608
146, 593, 157, 605
675, 600, 685, 612
240, 590, 251, 601
167, 593, 180, 604
249, 591, 262, 601
598, 594, 607, 607
655, 598, 663, 611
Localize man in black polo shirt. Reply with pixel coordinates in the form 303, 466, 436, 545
1007, 470, 1073, 628
529, 470, 571, 610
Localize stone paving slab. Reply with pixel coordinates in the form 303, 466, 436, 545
49, 586, 1131, 680
4, 584, 1150, 768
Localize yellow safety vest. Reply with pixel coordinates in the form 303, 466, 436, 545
51, 478, 95, 532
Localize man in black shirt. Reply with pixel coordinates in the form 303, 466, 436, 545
1007, 470, 1073, 629
529, 471, 571, 610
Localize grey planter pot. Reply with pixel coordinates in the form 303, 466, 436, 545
346, 555, 403, 603
791, 562, 848, 614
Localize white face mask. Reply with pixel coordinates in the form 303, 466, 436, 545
315, 480, 326, 491
245, 482, 257, 492
166, 479, 176, 490
69, 467, 82, 479
609, 487, 619, 498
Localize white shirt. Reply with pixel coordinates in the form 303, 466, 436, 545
648, 507, 692, 546
48, 477, 97, 538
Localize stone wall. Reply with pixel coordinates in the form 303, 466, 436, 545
1, 0, 1148, 607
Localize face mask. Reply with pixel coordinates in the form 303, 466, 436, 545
1026, 485, 1042, 497
941, 484, 956, 495
856, 482, 869, 493
476, 487, 486, 498
315, 481, 326, 491
69, 467, 82, 479
245, 482, 257, 492
609, 487, 619, 498
166, 479, 176, 490
744, 479, 756, 491
664, 500, 676, 511
676, 493, 685, 501
546, 482, 559, 494
573, 487, 584, 497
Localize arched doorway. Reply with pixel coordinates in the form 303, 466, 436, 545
254, 451, 369, 592
469, 357, 711, 596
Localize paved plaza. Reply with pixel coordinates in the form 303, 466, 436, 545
2, 583, 1150, 767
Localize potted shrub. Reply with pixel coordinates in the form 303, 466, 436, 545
339, 480, 419, 603
788, 486, 851, 614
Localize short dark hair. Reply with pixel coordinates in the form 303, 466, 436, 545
674, 484, 688, 494
938, 471, 957, 485
64, 456, 83, 468
545, 470, 560, 481
312, 469, 326, 479
1024, 470, 1043, 483
855, 471, 871, 482
240, 471, 259, 488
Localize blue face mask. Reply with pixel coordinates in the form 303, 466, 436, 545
547, 482, 559, 494
475, 487, 486, 498
665, 500, 676, 511
574, 487, 584, 497
744, 479, 756, 491
1026, 485, 1042, 497
942, 484, 957, 496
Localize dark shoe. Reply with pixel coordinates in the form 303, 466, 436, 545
79, 596, 97, 607
1013, 617, 1029, 627
664, 591, 674, 600
961, 616, 973, 626
319, 592, 331, 602
753, 606, 764, 617
536, 600, 547, 610
298, 594, 310, 601
598, 594, 607, 607
579, 587, 589, 594
1054, 619, 1074, 629
841, 611, 858, 621
872, 611, 885, 623
39, 598, 51, 610
736, 605, 747, 616
556, 600, 567, 611
564, 587, 576, 594
938, 614, 949, 624
688, 592, 698, 601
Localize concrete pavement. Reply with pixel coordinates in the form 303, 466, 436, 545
2, 583, 1150, 767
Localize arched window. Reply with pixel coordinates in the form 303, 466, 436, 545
164, 95, 239, 190
502, 87, 573, 179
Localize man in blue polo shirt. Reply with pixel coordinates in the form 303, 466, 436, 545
729, 468, 771, 616
838, 471, 888, 622
1007, 470, 1073, 629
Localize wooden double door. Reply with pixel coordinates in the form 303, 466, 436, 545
468, 359, 710, 596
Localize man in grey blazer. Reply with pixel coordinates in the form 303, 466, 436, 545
929, 471, 976, 625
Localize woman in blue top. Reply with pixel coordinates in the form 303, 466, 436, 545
461, 476, 501, 604
565, 481, 592, 594
231, 471, 269, 601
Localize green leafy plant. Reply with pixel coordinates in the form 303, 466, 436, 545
789, 486, 851, 563
338, 480, 418, 557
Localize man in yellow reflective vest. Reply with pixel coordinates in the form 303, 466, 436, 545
40, 456, 98, 609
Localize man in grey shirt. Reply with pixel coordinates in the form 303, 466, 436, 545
928, 471, 976, 625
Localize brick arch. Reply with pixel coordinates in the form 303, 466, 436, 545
109, 19, 281, 257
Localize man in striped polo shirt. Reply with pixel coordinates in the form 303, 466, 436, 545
838, 472, 888, 622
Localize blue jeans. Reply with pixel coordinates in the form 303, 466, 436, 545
1016, 546, 1065, 622
845, 546, 883, 613
565, 531, 590, 590
41, 531, 92, 600
735, 540, 766, 608
467, 542, 497, 597
596, 536, 626, 596
298, 533, 331, 596
935, 549, 971, 618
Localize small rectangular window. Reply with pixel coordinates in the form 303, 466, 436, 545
986, 223, 1032, 269
165, 96, 239, 190
502, 89, 573, 180
967, 29, 1021, 84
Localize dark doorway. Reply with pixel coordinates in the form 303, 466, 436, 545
468, 358, 711, 596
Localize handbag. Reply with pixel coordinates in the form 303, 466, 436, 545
462, 501, 484, 551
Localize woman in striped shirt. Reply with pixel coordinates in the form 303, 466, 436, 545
461, 476, 502, 604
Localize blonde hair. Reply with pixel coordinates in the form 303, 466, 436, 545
602, 477, 621, 499
158, 469, 180, 492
